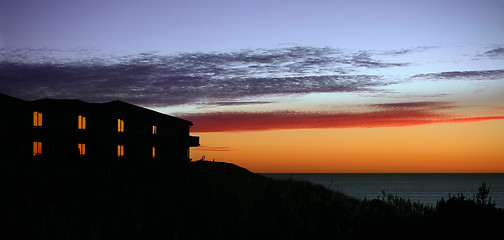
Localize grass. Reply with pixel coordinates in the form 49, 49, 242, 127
2, 159, 504, 239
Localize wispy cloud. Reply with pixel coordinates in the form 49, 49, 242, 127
183, 102, 504, 132
411, 70, 504, 81
381, 46, 438, 56
207, 101, 275, 106
352, 51, 408, 68
482, 47, 504, 58
371, 101, 455, 110
195, 145, 234, 152
0, 46, 406, 106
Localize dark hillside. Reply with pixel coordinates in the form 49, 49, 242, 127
2, 159, 504, 239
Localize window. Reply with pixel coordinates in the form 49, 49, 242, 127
152, 147, 156, 158
78, 143, 86, 155
117, 145, 124, 157
152, 125, 157, 134
33, 111, 43, 127
33, 142, 42, 156
78, 115, 86, 130
117, 119, 124, 132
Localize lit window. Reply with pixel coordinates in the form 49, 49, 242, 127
152, 147, 156, 158
152, 125, 157, 134
117, 119, 124, 132
33, 111, 43, 127
78, 115, 86, 130
78, 143, 86, 155
117, 145, 124, 157
33, 142, 42, 156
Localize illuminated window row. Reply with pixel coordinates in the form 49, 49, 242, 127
116, 145, 157, 158
117, 120, 158, 134
32, 142, 86, 156
33, 112, 87, 130
117, 145, 156, 158
33, 142, 156, 159
34, 112, 158, 135
115, 145, 155, 158
119, 120, 157, 135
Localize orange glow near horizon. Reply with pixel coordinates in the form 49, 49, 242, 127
190, 120, 504, 173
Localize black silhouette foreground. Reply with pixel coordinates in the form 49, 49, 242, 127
2, 158, 504, 240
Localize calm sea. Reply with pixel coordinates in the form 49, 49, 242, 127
261, 173, 504, 208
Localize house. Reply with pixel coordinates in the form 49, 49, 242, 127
0, 93, 199, 165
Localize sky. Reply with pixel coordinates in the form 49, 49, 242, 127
1, 0, 503, 172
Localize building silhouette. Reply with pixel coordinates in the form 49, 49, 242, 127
0, 93, 199, 164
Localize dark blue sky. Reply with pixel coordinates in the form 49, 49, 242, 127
2, 0, 503, 52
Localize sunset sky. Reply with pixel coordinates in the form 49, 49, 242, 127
1, 0, 503, 172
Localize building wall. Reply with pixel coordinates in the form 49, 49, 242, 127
0, 94, 199, 165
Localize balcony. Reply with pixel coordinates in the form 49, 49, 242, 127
188, 136, 200, 147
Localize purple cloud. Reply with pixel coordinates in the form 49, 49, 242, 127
483, 47, 504, 58
411, 70, 504, 81
0, 46, 405, 106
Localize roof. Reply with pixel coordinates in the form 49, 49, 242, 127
0, 92, 193, 126
104, 100, 193, 126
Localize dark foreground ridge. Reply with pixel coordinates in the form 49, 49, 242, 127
3, 159, 504, 240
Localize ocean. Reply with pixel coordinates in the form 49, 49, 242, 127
261, 173, 504, 208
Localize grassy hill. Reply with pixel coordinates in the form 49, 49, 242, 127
3, 159, 504, 239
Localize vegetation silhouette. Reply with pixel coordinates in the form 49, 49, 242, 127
2, 157, 504, 240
